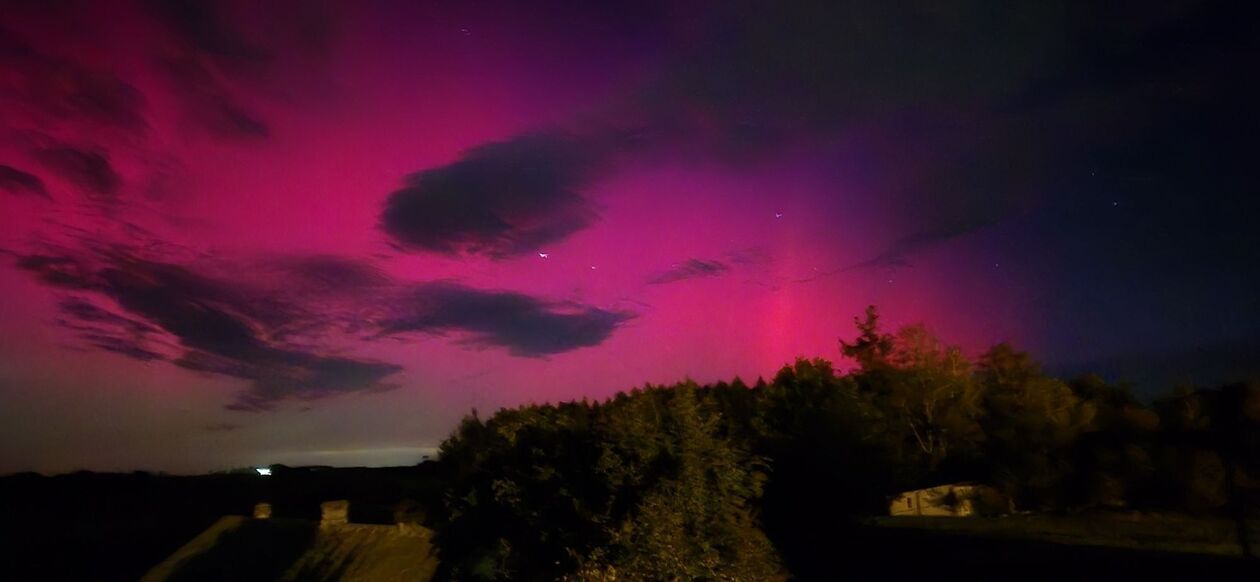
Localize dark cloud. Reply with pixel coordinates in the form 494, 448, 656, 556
159, 57, 270, 139
381, 133, 602, 258
57, 72, 147, 130
818, 215, 1009, 277
0, 30, 148, 131
382, 282, 633, 357
1, 0, 320, 146
90, 258, 400, 412
265, 255, 390, 294
843, 121, 1048, 271
58, 297, 159, 335
674, 3, 1070, 126
209, 99, 269, 139
843, 231, 966, 272
53, 297, 170, 363
16, 254, 94, 289
80, 333, 167, 362
177, 348, 402, 413
649, 259, 731, 285
844, 204, 1017, 272
17, 249, 401, 411
378, 2, 1069, 260
142, 1, 344, 141
376, 2, 1221, 269
725, 247, 772, 266
16, 246, 630, 405
32, 146, 122, 198
97, 261, 266, 357
144, 0, 271, 67
0, 165, 50, 200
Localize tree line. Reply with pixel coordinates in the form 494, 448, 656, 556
427, 306, 1259, 580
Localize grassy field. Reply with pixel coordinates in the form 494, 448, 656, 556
867, 512, 1258, 557
0, 467, 445, 581
141, 516, 438, 581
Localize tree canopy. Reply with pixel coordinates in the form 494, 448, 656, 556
428, 306, 1259, 579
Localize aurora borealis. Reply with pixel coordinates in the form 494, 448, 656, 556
1, 1, 1256, 473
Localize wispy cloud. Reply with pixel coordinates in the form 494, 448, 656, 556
17, 247, 402, 412
0, 165, 51, 200
648, 258, 731, 285
14, 241, 638, 408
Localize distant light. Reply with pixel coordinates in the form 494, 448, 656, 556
256, 467, 272, 476
538, 252, 550, 259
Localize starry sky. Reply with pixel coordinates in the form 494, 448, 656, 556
2, 1, 1257, 474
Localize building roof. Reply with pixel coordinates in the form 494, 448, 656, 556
142, 516, 437, 581
896, 481, 986, 494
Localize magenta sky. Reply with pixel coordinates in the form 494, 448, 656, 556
2, 1, 1256, 474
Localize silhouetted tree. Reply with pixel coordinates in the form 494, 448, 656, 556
840, 305, 893, 371
848, 316, 985, 474
426, 306, 1259, 579
978, 344, 1095, 508
433, 385, 781, 580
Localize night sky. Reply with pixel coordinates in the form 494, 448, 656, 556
2, 1, 1257, 474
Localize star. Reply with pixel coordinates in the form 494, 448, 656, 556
538, 252, 549, 259
774, 212, 784, 219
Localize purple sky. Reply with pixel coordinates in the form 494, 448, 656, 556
2, 1, 1256, 473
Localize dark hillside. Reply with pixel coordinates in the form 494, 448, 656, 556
0, 465, 442, 581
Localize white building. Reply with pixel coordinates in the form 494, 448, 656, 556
889, 482, 1008, 517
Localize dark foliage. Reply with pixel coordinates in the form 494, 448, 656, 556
4, 308, 1253, 580
432, 306, 1259, 579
